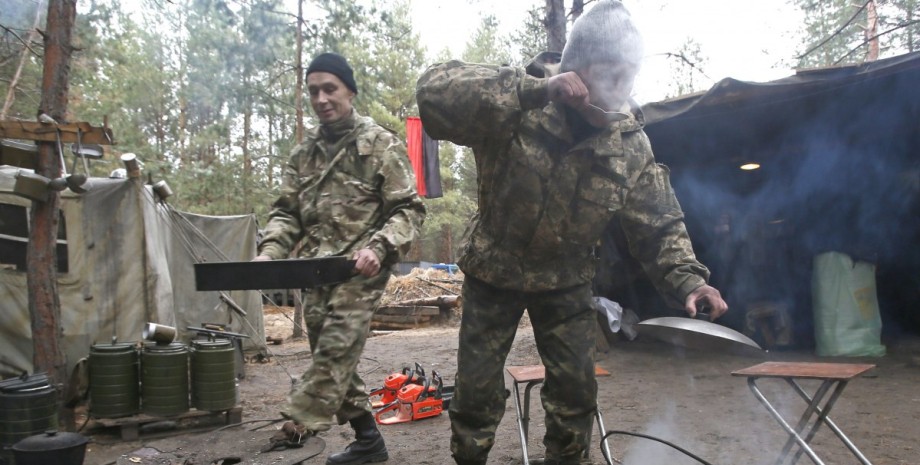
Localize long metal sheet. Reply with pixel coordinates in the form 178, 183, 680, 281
194, 256, 356, 291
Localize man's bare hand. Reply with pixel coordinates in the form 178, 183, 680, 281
547, 72, 589, 107
684, 285, 728, 321
253, 254, 272, 262
352, 248, 381, 278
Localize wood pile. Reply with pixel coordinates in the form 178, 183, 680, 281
374, 268, 463, 330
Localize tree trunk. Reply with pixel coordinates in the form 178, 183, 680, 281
155, 100, 166, 159
32, 0, 75, 430
1, 1, 44, 119
571, 0, 584, 21
295, 0, 304, 143
865, 0, 879, 61
268, 107, 275, 186
243, 87, 252, 211
177, 7, 188, 162
545, 0, 566, 52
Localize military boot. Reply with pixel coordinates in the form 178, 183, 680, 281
325, 412, 388, 465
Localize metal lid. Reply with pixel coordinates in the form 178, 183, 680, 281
192, 339, 233, 350
90, 342, 137, 353
0, 372, 51, 393
12, 431, 88, 452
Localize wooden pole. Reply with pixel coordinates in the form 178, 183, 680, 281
545, 0, 567, 53
31, 0, 76, 430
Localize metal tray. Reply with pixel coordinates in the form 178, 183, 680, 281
194, 256, 356, 291
637, 316, 765, 357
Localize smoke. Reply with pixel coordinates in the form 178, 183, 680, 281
662, 56, 920, 334
619, 401, 689, 464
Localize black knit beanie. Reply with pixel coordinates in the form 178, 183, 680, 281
306, 52, 358, 94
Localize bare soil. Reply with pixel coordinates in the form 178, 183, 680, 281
81, 306, 920, 465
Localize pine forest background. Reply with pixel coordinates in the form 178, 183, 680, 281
2, 0, 918, 264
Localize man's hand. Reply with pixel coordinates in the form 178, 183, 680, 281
352, 248, 381, 278
547, 72, 589, 108
684, 285, 728, 321
253, 254, 272, 262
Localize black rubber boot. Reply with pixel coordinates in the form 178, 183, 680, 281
325, 413, 389, 465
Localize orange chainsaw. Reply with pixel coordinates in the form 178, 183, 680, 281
374, 370, 452, 425
369, 362, 426, 409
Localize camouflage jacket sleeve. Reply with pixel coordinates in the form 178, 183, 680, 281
257, 144, 309, 260
619, 134, 710, 308
362, 131, 427, 266
416, 60, 549, 147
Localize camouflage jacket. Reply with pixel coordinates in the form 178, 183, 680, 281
416, 58, 708, 304
258, 111, 425, 267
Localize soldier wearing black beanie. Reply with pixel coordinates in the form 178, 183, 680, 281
306, 52, 358, 94
258, 50, 426, 465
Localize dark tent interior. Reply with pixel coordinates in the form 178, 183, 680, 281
597, 51, 920, 350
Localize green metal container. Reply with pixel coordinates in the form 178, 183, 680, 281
141, 342, 189, 416
88, 342, 140, 418
190, 339, 237, 411
0, 373, 58, 465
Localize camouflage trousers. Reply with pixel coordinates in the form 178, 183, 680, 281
450, 275, 598, 464
284, 270, 389, 432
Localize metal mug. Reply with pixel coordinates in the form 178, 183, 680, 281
143, 322, 177, 345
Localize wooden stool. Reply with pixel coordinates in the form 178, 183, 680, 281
732, 361, 875, 465
506, 364, 612, 465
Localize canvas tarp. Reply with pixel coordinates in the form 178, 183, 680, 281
640, 50, 920, 168
0, 165, 265, 378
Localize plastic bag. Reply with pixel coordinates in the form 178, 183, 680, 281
812, 251, 885, 357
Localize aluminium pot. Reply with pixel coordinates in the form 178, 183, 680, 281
11, 431, 88, 465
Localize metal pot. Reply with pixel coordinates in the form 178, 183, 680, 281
11, 431, 87, 465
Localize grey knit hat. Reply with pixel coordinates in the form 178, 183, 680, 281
560, 0, 644, 73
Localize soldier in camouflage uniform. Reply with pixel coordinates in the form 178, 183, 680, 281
256, 52, 425, 465
415, 2, 727, 464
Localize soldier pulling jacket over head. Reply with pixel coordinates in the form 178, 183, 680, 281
416, 2, 727, 464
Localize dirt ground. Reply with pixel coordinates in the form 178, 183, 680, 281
80, 306, 920, 465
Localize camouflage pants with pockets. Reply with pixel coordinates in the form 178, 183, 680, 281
450, 275, 598, 464
285, 270, 389, 431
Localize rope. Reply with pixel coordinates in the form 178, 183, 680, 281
132, 183, 302, 381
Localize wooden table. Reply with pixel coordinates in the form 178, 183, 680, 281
506, 364, 611, 465
732, 361, 876, 465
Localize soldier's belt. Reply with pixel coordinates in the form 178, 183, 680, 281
194, 256, 356, 291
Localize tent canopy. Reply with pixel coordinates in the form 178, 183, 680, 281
607, 51, 920, 336
0, 166, 265, 378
